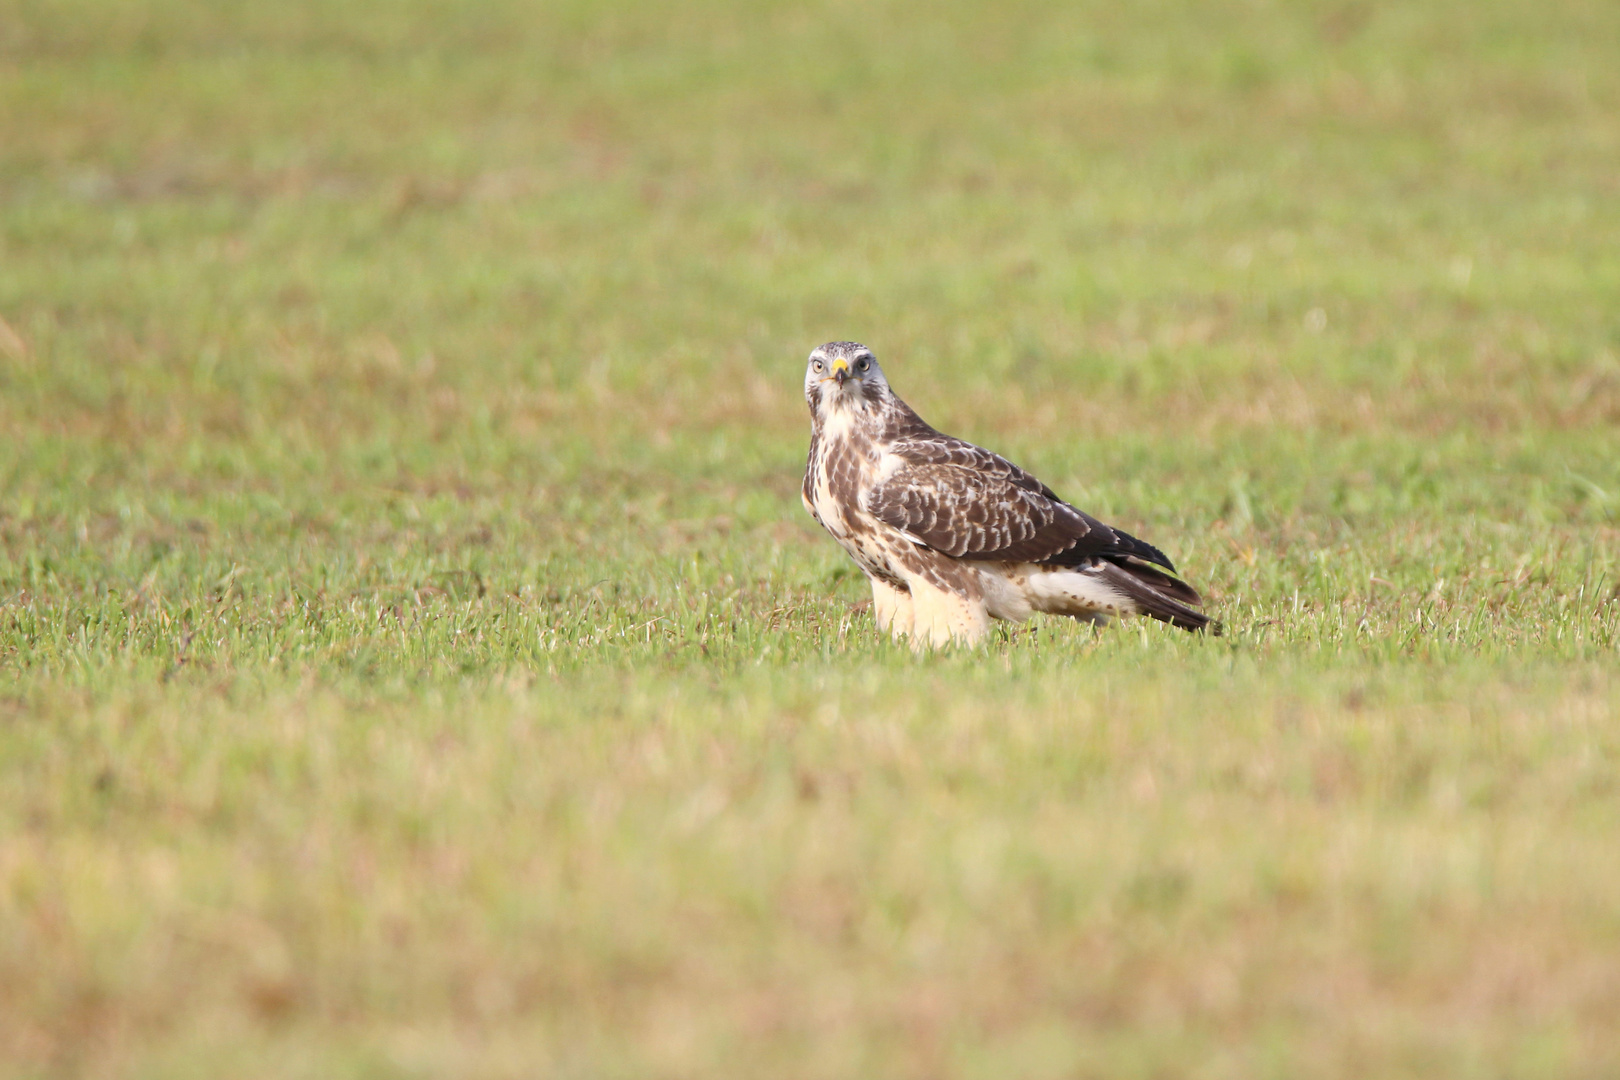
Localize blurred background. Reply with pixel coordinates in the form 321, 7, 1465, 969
4, 0, 1616, 507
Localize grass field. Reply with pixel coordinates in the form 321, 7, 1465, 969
3, 0, 1620, 1076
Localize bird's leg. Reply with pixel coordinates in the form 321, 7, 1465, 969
870, 577, 914, 640
900, 566, 990, 649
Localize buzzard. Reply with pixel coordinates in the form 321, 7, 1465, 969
801, 341, 1212, 647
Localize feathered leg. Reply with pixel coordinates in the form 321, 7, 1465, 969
898, 560, 990, 649
870, 577, 914, 639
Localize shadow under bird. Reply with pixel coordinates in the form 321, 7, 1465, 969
801, 342, 1213, 647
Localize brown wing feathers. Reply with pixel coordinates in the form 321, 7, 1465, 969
865, 436, 1210, 629
867, 439, 1180, 569
867, 464, 1061, 558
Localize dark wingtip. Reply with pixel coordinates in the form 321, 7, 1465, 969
1136, 541, 1177, 574
1106, 525, 1177, 574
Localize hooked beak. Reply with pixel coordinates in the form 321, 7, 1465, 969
831, 357, 850, 386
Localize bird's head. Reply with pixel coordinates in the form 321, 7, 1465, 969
804, 341, 890, 418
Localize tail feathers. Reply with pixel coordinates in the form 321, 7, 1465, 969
1096, 560, 1218, 634
1115, 555, 1204, 607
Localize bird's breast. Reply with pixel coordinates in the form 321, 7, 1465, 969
807, 427, 882, 541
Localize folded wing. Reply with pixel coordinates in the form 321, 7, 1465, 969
865, 438, 1205, 611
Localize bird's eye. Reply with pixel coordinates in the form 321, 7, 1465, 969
856, 357, 870, 372
811, 359, 824, 372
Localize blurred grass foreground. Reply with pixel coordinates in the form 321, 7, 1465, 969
2, 1, 1620, 1077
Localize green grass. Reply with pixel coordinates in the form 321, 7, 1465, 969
3, 0, 1620, 1076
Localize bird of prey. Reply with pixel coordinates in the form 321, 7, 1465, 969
801, 341, 1212, 647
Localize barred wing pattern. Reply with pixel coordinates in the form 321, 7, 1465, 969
866, 437, 1199, 601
